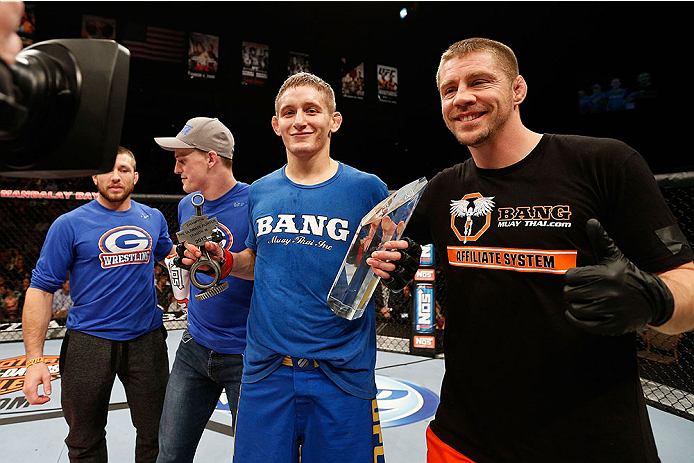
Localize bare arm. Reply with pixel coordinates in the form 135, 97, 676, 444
166, 243, 176, 261
0, 1, 24, 66
22, 287, 54, 405
228, 247, 256, 280
654, 262, 694, 334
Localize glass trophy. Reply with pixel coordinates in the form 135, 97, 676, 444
327, 177, 428, 320
176, 193, 229, 301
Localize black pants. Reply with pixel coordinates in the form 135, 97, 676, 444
59, 327, 169, 462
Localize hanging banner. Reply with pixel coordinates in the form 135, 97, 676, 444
122, 23, 186, 63
189, 32, 219, 79
287, 51, 311, 76
341, 60, 364, 100
377, 64, 398, 104
1, 189, 99, 200
241, 41, 269, 85
81, 15, 116, 40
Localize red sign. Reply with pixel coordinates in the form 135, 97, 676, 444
413, 336, 435, 349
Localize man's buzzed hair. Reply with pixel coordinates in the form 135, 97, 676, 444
274, 72, 337, 115
437, 37, 520, 88
117, 145, 137, 171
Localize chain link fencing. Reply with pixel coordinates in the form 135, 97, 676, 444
1, 173, 693, 420
0, 189, 187, 341
639, 173, 694, 421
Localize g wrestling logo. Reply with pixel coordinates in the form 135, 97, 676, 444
450, 193, 496, 243
0, 356, 60, 395
98, 226, 153, 268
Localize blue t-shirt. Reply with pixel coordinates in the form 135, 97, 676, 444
244, 162, 389, 399
178, 183, 254, 354
31, 200, 173, 341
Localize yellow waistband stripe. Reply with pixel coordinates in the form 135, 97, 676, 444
282, 356, 319, 368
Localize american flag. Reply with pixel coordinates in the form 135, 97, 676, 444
121, 23, 186, 63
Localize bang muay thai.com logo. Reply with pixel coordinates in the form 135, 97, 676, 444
99, 227, 153, 268
0, 356, 60, 395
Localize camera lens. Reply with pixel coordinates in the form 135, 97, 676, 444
0, 42, 80, 170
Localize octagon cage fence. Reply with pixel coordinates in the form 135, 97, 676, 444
1, 172, 693, 422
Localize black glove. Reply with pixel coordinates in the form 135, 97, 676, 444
173, 231, 224, 273
173, 242, 191, 271
381, 237, 421, 292
563, 219, 674, 335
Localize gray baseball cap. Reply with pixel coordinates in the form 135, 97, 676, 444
154, 117, 234, 159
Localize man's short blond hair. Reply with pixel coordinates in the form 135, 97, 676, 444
436, 37, 520, 88
274, 72, 337, 115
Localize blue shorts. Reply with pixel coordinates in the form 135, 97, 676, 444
233, 357, 386, 463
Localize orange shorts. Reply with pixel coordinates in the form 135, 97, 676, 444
426, 425, 476, 463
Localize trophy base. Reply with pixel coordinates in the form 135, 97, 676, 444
195, 281, 229, 301
328, 274, 380, 321
327, 296, 361, 320
328, 297, 364, 320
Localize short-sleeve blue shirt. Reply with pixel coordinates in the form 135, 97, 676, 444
244, 162, 389, 399
31, 200, 173, 341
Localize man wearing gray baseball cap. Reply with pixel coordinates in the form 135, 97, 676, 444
154, 117, 253, 462
155, 116, 234, 162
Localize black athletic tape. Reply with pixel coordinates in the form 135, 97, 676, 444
381, 237, 421, 292
173, 243, 191, 271
655, 224, 690, 255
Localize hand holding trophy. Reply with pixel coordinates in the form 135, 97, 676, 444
176, 193, 229, 300
327, 177, 427, 320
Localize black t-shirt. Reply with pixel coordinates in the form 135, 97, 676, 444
406, 134, 692, 463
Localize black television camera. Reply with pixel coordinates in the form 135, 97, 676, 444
0, 39, 129, 178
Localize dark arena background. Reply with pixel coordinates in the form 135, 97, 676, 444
1, 0, 693, 451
